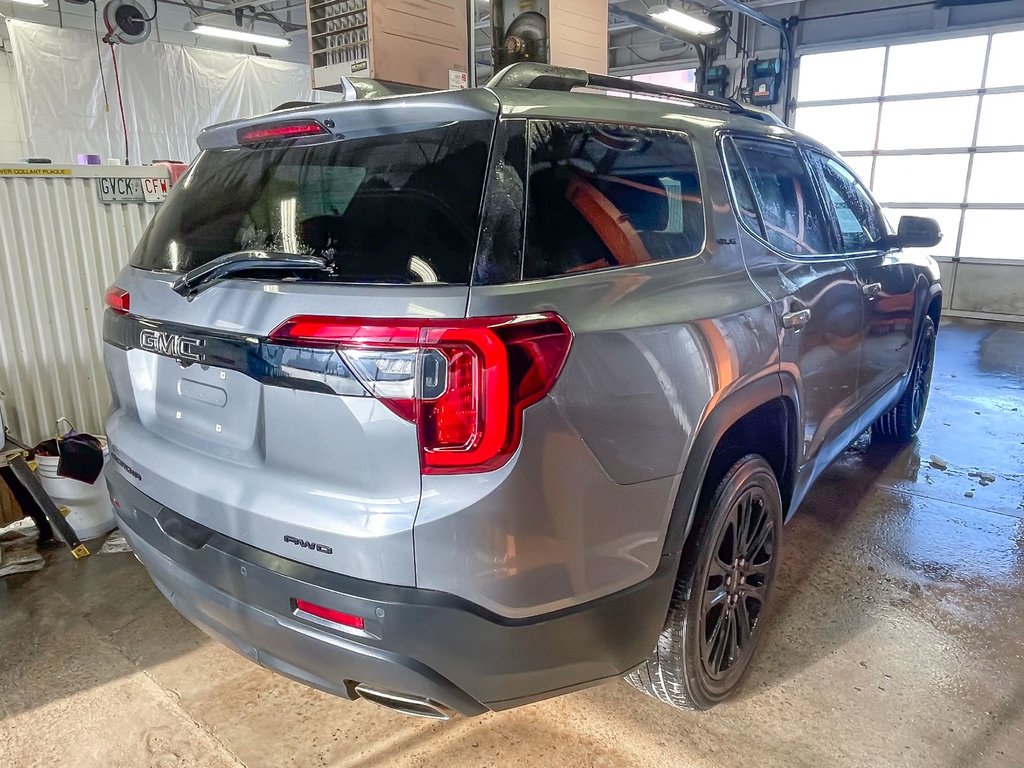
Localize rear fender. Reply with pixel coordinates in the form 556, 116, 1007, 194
661, 372, 797, 556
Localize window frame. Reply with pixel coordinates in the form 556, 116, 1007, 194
718, 131, 848, 262
518, 118, 709, 283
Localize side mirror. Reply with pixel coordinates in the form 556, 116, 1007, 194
895, 215, 942, 249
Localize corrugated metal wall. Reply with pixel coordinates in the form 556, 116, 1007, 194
0, 166, 167, 445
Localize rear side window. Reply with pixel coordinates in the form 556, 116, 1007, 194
728, 137, 832, 257
131, 122, 493, 284
807, 152, 887, 252
722, 140, 762, 235
524, 121, 704, 279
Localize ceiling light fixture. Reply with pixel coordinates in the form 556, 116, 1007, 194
647, 5, 720, 36
189, 23, 292, 48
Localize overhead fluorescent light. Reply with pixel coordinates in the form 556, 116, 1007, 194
190, 23, 292, 48
11, 0, 49, 6
647, 5, 720, 37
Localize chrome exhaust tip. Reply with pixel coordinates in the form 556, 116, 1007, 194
353, 683, 452, 720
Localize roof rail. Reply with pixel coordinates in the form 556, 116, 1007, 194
487, 62, 777, 122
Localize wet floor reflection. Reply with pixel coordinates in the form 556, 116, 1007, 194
799, 317, 1024, 604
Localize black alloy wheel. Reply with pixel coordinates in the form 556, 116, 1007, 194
700, 487, 776, 683
625, 454, 783, 710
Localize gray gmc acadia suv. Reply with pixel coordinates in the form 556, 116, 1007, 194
102, 63, 943, 719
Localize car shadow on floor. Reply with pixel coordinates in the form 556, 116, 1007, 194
0, 547, 208, 720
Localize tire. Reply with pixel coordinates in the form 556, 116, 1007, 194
625, 454, 783, 710
872, 317, 936, 442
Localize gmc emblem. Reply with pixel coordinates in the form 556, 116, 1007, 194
139, 328, 204, 363
284, 534, 333, 555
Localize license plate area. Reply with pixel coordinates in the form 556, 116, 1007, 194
130, 350, 262, 453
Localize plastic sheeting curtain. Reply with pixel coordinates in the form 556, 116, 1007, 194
7, 20, 323, 165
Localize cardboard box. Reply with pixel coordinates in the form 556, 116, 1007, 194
0, 479, 23, 528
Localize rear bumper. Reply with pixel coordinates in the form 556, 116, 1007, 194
106, 466, 677, 715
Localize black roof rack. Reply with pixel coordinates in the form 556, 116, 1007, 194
486, 62, 781, 124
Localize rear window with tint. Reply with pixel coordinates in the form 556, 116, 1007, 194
524, 121, 704, 279
131, 122, 493, 284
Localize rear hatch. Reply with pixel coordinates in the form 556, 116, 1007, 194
103, 91, 499, 584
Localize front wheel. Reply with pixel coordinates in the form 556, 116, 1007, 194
625, 454, 783, 710
873, 317, 936, 442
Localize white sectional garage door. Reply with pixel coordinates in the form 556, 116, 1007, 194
793, 29, 1024, 321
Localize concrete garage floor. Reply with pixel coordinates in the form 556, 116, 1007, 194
1, 318, 1022, 768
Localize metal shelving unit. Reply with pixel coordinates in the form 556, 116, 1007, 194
306, 0, 469, 91
472, 0, 493, 87
309, 0, 369, 71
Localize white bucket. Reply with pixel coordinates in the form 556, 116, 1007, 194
34, 446, 115, 542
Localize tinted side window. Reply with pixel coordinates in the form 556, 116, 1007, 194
730, 138, 832, 257
524, 121, 704, 279
474, 119, 528, 285
722, 139, 763, 237
809, 153, 886, 252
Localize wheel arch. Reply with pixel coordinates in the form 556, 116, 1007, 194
661, 373, 799, 557
927, 290, 942, 332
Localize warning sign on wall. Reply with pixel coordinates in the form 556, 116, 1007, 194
448, 69, 468, 90
0, 167, 73, 177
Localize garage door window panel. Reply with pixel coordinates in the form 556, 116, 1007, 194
873, 154, 971, 205
959, 210, 1024, 261
976, 93, 1024, 147
878, 96, 979, 151
794, 103, 880, 154
883, 36, 988, 95
796, 47, 886, 102
967, 153, 1024, 204
795, 30, 1024, 264
986, 30, 1024, 88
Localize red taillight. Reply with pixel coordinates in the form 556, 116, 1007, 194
294, 599, 365, 630
105, 285, 130, 314
422, 347, 479, 449
269, 314, 573, 474
237, 120, 329, 145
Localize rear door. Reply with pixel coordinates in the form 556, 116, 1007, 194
103, 95, 497, 584
806, 150, 917, 401
723, 135, 863, 469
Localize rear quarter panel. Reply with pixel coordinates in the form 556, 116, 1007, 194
413, 130, 781, 616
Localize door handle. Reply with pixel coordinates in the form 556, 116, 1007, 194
782, 308, 811, 329
862, 282, 883, 299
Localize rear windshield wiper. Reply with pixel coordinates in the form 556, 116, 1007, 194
172, 250, 330, 298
